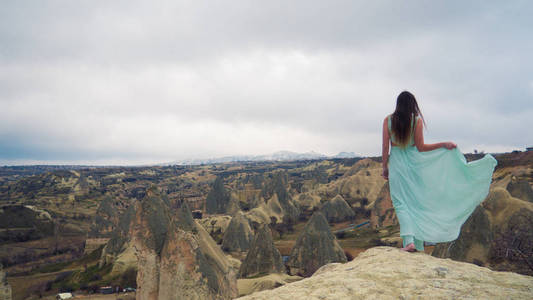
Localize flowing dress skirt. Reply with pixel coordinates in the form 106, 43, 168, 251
388, 146, 497, 249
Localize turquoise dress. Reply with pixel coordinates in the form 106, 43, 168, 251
387, 115, 497, 251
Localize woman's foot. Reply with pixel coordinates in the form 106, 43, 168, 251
401, 243, 417, 252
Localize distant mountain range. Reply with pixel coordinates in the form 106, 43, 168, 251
168, 151, 360, 165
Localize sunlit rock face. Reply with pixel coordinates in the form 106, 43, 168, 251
238, 224, 284, 279
131, 188, 238, 300
287, 211, 346, 277
238, 247, 533, 300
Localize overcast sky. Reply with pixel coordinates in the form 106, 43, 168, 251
1, 1, 532, 165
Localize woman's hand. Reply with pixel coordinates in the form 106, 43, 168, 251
443, 142, 457, 150
382, 167, 389, 180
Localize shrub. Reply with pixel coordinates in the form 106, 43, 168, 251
344, 250, 354, 261
120, 267, 137, 288
335, 231, 346, 239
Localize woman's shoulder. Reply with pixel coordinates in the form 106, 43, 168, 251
384, 114, 393, 127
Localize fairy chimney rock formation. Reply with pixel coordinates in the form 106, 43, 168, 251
370, 185, 398, 228
0, 264, 11, 300
131, 189, 171, 300
227, 194, 242, 216
206, 176, 231, 214
432, 188, 533, 276
239, 225, 285, 278
100, 203, 136, 269
320, 195, 355, 223
261, 172, 300, 223
287, 211, 347, 277
131, 189, 238, 300
222, 211, 254, 252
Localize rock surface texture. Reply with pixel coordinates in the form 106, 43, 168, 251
287, 211, 346, 277
237, 247, 533, 300
239, 225, 285, 278
0, 264, 11, 300
222, 211, 254, 252
320, 194, 355, 223
237, 274, 302, 297
131, 188, 238, 300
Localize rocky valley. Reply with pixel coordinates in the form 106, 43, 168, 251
0, 150, 532, 299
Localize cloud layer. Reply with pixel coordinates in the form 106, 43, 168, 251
1, 1, 532, 165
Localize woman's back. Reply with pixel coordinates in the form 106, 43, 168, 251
387, 114, 419, 148
382, 91, 497, 252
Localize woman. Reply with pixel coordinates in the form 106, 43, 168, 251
382, 91, 497, 252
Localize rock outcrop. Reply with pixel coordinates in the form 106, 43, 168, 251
222, 211, 254, 252
197, 215, 232, 244
99, 204, 137, 275
131, 188, 238, 299
260, 172, 300, 224
237, 274, 302, 297
287, 212, 346, 277
295, 192, 321, 214
91, 195, 120, 237
239, 225, 285, 278
0, 264, 11, 300
320, 194, 354, 223
237, 247, 533, 299
234, 189, 263, 212
244, 194, 287, 230
226, 194, 242, 216
206, 176, 231, 214
321, 159, 386, 218
369, 184, 398, 228
433, 188, 533, 276
506, 176, 533, 202
491, 169, 532, 203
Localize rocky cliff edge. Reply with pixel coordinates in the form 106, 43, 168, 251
237, 246, 533, 299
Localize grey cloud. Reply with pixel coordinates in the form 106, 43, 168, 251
0, 1, 532, 164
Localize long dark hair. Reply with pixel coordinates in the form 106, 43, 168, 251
391, 91, 425, 147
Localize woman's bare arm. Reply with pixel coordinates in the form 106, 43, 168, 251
414, 118, 456, 152
382, 117, 390, 179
